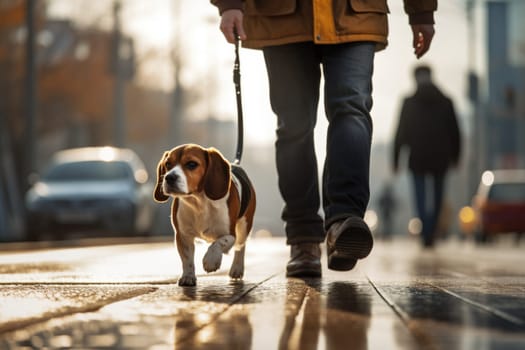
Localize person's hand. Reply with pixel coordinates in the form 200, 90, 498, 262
411, 24, 435, 59
219, 9, 246, 44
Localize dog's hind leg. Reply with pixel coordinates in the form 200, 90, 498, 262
203, 235, 235, 273
229, 218, 249, 279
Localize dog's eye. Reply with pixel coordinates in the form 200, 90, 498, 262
165, 161, 172, 169
185, 161, 198, 170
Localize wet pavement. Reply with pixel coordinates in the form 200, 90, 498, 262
0, 237, 524, 349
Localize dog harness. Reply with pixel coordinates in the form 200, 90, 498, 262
231, 164, 252, 218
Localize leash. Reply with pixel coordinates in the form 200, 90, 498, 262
232, 30, 243, 165
230, 31, 253, 217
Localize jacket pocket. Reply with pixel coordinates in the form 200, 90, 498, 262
348, 0, 389, 14
244, 0, 296, 16
333, 0, 389, 38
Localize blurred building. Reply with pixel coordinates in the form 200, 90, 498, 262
475, 0, 525, 172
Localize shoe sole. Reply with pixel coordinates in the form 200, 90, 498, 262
328, 219, 373, 271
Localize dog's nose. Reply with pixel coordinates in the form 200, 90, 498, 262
165, 172, 178, 185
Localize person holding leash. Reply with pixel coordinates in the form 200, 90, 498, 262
211, 0, 437, 277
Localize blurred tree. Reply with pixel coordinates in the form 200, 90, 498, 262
37, 26, 116, 141
0, 0, 43, 238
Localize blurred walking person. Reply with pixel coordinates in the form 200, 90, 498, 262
393, 65, 461, 248
377, 182, 397, 240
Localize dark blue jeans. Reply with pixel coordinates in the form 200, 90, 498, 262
263, 42, 375, 245
411, 172, 446, 245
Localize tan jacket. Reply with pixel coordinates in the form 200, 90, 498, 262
211, 0, 437, 50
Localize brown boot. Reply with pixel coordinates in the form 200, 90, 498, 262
286, 243, 322, 277
326, 216, 373, 271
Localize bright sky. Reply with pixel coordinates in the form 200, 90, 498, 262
48, 0, 480, 148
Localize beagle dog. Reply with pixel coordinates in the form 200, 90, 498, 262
154, 144, 256, 286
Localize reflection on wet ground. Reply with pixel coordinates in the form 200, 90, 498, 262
0, 238, 524, 349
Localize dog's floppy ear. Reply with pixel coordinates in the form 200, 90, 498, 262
154, 151, 170, 202
204, 148, 230, 200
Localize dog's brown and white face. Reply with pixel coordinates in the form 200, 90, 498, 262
153, 143, 255, 287
154, 143, 230, 202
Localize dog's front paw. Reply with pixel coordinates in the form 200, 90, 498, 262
229, 263, 244, 279
229, 248, 245, 280
203, 246, 222, 273
178, 274, 196, 286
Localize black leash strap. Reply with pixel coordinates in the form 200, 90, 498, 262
233, 30, 243, 165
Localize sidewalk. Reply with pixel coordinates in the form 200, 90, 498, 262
0, 237, 524, 349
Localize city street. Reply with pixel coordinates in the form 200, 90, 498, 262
1, 1, 524, 349
0, 236, 524, 349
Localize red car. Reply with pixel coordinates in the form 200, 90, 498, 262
472, 169, 525, 241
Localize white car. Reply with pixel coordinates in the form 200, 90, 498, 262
25, 147, 154, 240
